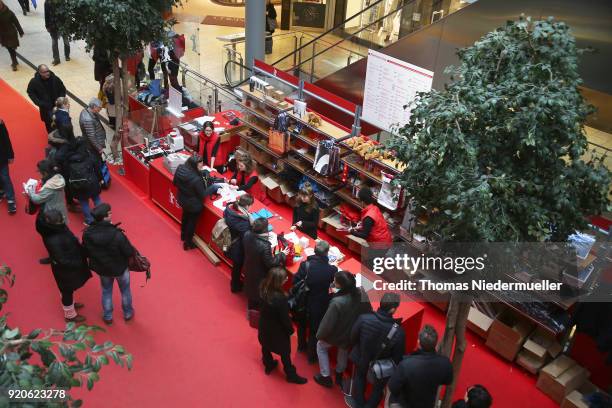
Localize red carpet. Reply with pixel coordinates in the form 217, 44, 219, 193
0, 78, 560, 408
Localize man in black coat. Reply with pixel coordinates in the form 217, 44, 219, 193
43, 209, 91, 323
388, 325, 453, 408
27, 65, 66, 132
223, 193, 254, 293
243, 218, 287, 310
347, 292, 405, 408
0, 119, 16, 214
65, 139, 102, 225
292, 240, 337, 362
82, 203, 135, 325
44, 0, 70, 65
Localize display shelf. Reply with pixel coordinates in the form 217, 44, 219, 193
342, 155, 383, 184
240, 85, 293, 112
259, 159, 283, 174
285, 155, 344, 192
289, 144, 315, 163
240, 103, 276, 125
287, 111, 351, 141
239, 132, 284, 159
239, 117, 271, 137
289, 128, 320, 148
335, 186, 364, 210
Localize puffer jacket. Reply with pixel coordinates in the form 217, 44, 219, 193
79, 108, 106, 153
82, 221, 135, 277
29, 174, 68, 224
243, 231, 286, 302
349, 310, 406, 369
316, 288, 372, 348
173, 163, 206, 213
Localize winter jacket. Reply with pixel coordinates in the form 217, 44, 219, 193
223, 203, 251, 262
173, 163, 206, 213
0, 6, 24, 49
44, 223, 92, 293
349, 310, 406, 369
317, 288, 372, 348
258, 292, 294, 355
292, 203, 320, 239
44, 1, 60, 33
292, 255, 336, 321
243, 231, 286, 303
79, 108, 106, 154
82, 221, 135, 277
0, 121, 14, 166
65, 144, 101, 200
387, 350, 453, 408
93, 47, 112, 82
29, 174, 67, 223
27, 72, 66, 120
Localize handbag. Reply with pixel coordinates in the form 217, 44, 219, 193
268, 129, 287, 154
287, 261, 310, 318
367, 323, 400, 383
100, 160, 112, 190
128, 248, 152, 285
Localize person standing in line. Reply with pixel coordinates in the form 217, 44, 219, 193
292, 240, 336, 363
0, 1, 24, 71
172, 154, 223, 250
42, 209, 91, 323
223, 193, 254, 293
452, 385, 492, 408
314, 271, 372, 388
82, 203, 135, 325
243, 218, 288, 311
387, 325, 453, 408
26, 159, 67, 265
347, 292, 406, 408
44, 0, 70, 66
65, 137, 102, 226
258, 266, 308, 384
79, 98, 107, 164
291, 182, 320, 239
0, 119, 17, 214
27, 64, 66, 132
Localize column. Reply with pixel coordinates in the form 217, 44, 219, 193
245, 0, 266, 70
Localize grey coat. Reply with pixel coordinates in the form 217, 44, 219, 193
79, 109, 106, 153
316, 289, 372, 348
29, 174, 68, 224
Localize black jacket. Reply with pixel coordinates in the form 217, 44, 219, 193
0, 6, 23, 49
388, 350, 453, 408
27, 72, 66, 119
65, 143, 101, 200
173, 164, 206, 213
44, 0, 59, 32
243, 231, 285, 302
317, 289, 372, 348
349, 310, 406, 369
258, 292, 294, 355
44, 223, 92, 293
0, 121, 14, 166
223, 204, 251, 260
292, 255, 336, 320
292, 204, 319, 239
83, 221, 135, 277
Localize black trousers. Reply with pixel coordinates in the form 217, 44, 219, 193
18, 0, 29, 13
40, 108, 53, 133
180, 209, 201, 244
7, 47, 18, 66
60, 289, 74, 307
230, 251, 244, 289
297, 312, 323, 359
262, 346, 296, 377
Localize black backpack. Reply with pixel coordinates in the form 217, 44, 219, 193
68, 158, 93, 192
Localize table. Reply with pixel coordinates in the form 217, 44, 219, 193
177, 109, 244, 154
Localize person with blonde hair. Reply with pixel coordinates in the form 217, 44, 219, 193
258, 267, 307, 384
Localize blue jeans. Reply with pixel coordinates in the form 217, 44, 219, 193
100, 269, 134, 320
79, 194, 102, 224
0, 163, 15, 202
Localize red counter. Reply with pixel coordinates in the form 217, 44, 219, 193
123, 147, 151, 196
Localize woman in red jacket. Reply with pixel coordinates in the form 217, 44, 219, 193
230, 151, 267, 203
198, 121, 227, 172
349, 187, 392, 243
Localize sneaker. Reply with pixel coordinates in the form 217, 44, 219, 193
314, 374, 333, 388
124, 313, 134, 322
264, 360, 278, 375
39, 257, 51, 265
286, 374, 308, 385
8, 201, 16, 214
65, 315, 86, 323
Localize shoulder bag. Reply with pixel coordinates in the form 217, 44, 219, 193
287, 261, 310, 319
367, 322, 400, 383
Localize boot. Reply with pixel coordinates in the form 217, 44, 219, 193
286, 373, 308, 385
264, 360, 278, 375
313, 373, 333, 388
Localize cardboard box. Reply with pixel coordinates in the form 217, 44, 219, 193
467, 307, 494, 339
322, 215, 349, 245
517, 349, 546, 374
560, 382, 604, 408
260, 176, 284, 204
485, 310, 534, 361
516, 328, 563, 373
537, 356, 590, 403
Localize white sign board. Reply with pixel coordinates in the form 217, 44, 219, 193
362, 49, 434, 133
166, 85, 184, 118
